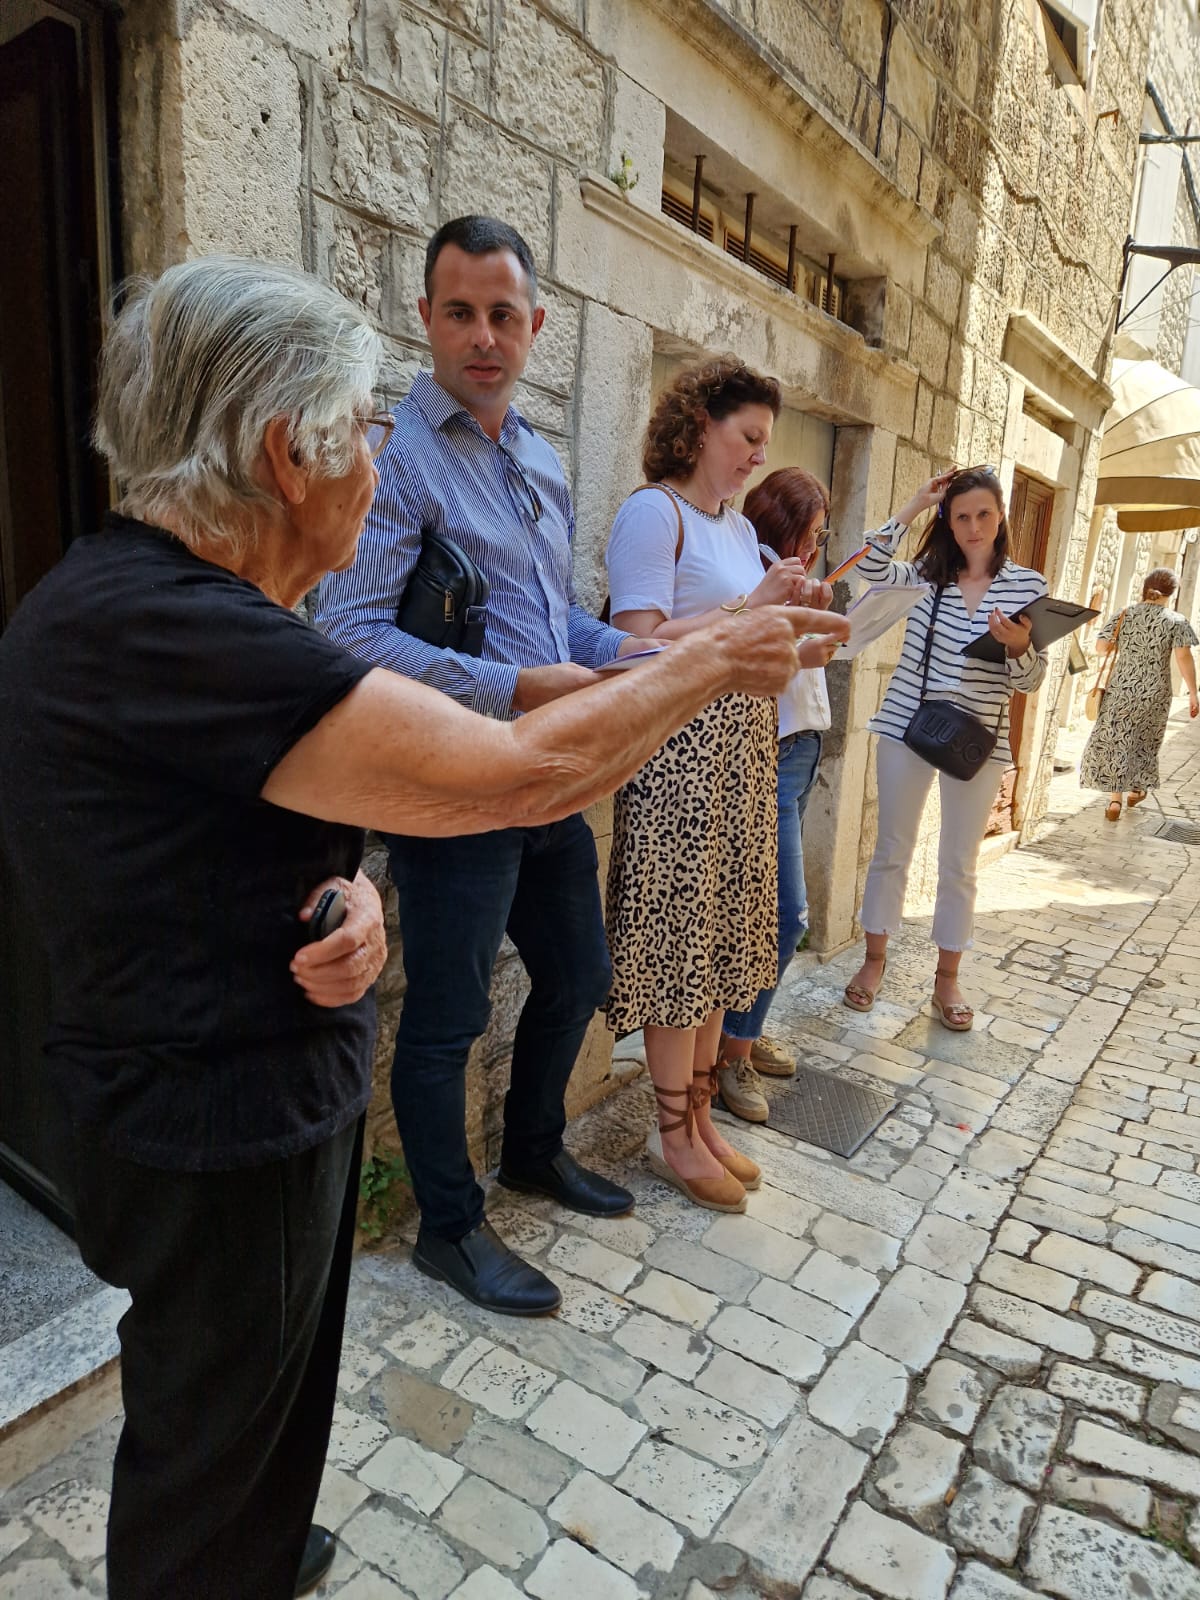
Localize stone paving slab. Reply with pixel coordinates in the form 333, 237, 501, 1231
6, 712, 1200, 1596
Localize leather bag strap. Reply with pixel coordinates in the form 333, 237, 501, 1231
915, 587, 945, 705
629, 482, 686, 562
1091, 608, 1125, 695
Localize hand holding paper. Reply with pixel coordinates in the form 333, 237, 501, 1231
831, 583, 930, 659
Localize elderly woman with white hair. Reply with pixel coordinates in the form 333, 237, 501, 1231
0, 256, 821, 1600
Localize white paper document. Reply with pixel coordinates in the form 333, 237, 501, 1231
832, 582, 930, 660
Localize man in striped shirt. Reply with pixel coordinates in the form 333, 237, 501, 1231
316, 216, 639, 1316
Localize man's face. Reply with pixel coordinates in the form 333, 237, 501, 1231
419, 244, 544, 420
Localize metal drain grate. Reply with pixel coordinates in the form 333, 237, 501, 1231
749, 1064, 897, 1158
1151, 818, 1200, 846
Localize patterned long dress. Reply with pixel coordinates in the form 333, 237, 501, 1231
603, 488, 778, 1035
1080, 602, 1198, 792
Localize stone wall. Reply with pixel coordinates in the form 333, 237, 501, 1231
1146, 0, 1200, 374
112, 0, 1173, 1168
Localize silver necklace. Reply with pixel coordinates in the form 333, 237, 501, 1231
664, 485, 727, 523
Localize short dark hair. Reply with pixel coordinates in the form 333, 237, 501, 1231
914, 466, 1009, 587
642, 356, 782, 482
424, 216, 538, 304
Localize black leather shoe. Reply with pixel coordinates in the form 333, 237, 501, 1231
498, 1149, 635, 1217
295, 1525, 336, 1596
413, 1219, 561, 1315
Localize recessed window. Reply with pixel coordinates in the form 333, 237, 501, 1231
660, 189, 714, 242
1039, 0, 1098, 78
659, 180, 848, 325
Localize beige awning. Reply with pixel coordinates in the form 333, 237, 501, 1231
1095, 358, 1200, 533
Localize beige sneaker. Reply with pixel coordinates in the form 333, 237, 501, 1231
750, 1033, 796, 1078
716, 1058, 769, 1122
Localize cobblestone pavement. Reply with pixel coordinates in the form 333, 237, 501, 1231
7, 710, 1200, 1600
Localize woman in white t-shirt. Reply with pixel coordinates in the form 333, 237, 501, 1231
717, 469, 834, 1117
604, 358, 846, 1214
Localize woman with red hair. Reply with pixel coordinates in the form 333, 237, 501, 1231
716, 468, 834, 1115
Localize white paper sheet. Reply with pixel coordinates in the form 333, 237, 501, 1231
831, 583, 930, 660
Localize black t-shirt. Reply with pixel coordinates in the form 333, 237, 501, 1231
0, 514, 376, 1170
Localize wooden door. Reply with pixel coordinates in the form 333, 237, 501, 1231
985, 473, 1054, 835
0, 6, 116, 1227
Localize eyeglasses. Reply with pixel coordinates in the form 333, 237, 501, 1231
798, 525, 833, 569
500, 448, 543, 526
362, 413, 396, 458
956, 463, 999, 479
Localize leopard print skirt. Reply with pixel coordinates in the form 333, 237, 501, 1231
604, 692, 779, 1034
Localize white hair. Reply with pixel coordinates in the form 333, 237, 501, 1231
94, 256, 382, 554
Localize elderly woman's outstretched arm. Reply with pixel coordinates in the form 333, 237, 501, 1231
263, 606, 846, 835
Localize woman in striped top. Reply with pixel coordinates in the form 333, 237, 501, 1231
843, 467, 1047, 1030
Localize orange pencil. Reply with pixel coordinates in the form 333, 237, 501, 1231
825, 545, 873, 584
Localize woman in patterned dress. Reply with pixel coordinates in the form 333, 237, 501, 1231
1081, 567, 1199, 820
603, 357, 847, 1213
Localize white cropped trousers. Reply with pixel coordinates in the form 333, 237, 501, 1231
859, 735, 1004, 952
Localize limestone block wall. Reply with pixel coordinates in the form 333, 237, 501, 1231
111, 0, 1172, 1166
1146, 0, 1200, 373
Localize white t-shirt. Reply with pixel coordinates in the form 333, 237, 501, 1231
606, 486, 766, 621
606, 485, 830, 737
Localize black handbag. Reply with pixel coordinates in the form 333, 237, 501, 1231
903, 588, 1001, 781
395, 530, 489, 656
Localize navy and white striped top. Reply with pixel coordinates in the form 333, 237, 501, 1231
860, 518, 1048, 764
314, 372, 623, 719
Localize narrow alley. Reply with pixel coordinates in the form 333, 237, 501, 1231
6, 708, 1200, 1600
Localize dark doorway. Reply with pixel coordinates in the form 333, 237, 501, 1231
986, 472, 1055, 837
0, 4, 117, 1227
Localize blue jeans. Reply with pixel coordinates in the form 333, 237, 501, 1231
385, 814, 612, 1240
723, 731, 822, 1042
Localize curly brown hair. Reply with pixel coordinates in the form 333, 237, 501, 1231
642, 356, 782, 483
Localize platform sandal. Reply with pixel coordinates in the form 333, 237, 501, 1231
696, 1065, 762, 1190
843, 953, 886, 1012
645, 1078, 747, 1213
931, 966, 973, 1031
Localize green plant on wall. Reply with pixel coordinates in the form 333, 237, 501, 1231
610, 151, 639, 194
358, 1151, 410, 1243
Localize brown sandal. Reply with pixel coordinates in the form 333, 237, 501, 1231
931, 966, 973, 1031
696, 1067, 762, 1190
1105, 800, 1122, 821
843, 954, 886, 1012
1126, 790, 1147, 808
646, 1076, 747, 1213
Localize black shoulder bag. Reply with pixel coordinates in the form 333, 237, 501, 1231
395, 530, 489, 656
903, 587, 1002, 781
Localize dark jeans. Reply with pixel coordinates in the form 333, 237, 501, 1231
386, 813, 612, 1240
68, 1115, 364, 1600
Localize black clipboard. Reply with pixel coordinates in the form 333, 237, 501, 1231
962, 595, 1099, 663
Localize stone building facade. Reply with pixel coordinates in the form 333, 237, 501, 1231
1072, 0, 1200, 656
98, 0, 1177, 1166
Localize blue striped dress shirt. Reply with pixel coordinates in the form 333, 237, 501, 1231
315, 371, 624, 719
860, 518, 1048, 764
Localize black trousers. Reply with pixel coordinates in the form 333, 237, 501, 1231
68, 1115, 364, 1600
